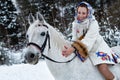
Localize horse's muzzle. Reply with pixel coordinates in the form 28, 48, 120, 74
25, 52, 39, 65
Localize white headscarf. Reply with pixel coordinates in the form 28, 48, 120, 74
75, 1, 95, 23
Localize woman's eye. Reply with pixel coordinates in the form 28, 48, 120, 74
82, 12, 86, 15
78, 12, 81, 14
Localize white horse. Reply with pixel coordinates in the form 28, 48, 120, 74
24, 12, 120, 80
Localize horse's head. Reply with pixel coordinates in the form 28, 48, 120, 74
25, 12, 49, 64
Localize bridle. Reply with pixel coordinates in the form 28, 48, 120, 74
27, 26, 77, 63
27, 31, 50, 53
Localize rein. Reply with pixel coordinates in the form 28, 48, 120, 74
27, 31, 77, 63
42, 53, 77, 63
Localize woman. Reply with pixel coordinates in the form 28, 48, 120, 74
62, 1, 120, 80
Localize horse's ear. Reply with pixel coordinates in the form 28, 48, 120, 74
36, 12, 45, 22
28, 13, 35, 25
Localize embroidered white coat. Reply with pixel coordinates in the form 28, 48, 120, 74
72, 18, 118, 65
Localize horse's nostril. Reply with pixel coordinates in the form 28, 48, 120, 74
30, 53, 35, 58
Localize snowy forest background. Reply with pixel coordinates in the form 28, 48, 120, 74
0, 0, 120, 65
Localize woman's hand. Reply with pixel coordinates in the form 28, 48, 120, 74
62, 46, 75, 57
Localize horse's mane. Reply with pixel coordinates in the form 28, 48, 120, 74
45, 22, 69, 49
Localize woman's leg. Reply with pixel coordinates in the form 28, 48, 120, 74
97, 63, 114, 80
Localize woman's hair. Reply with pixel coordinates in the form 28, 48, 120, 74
77, 3, 88, 12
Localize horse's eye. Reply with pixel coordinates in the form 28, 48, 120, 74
40, 32, 45, 36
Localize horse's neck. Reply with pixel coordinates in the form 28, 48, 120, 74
44, 25, 73, 60
49, 26, 67, 49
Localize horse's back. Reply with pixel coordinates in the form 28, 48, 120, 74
52, 54, 120, 80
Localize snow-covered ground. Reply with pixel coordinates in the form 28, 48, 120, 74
0, 61, 55, 80
0, 46, 120, 80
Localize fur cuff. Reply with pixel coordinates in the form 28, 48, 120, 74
72, 40, 88, 58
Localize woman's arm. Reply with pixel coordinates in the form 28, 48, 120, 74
81, 20, 100, 52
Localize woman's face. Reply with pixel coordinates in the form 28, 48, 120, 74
77, 7, 88, 21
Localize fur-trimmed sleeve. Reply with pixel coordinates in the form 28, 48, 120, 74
72, 40, 88, 58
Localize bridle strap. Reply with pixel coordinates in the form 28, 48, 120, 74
27, 31, 77, 63
27, 42, 42, 51
27, 31, 50, 53
40, 31, 50, 52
